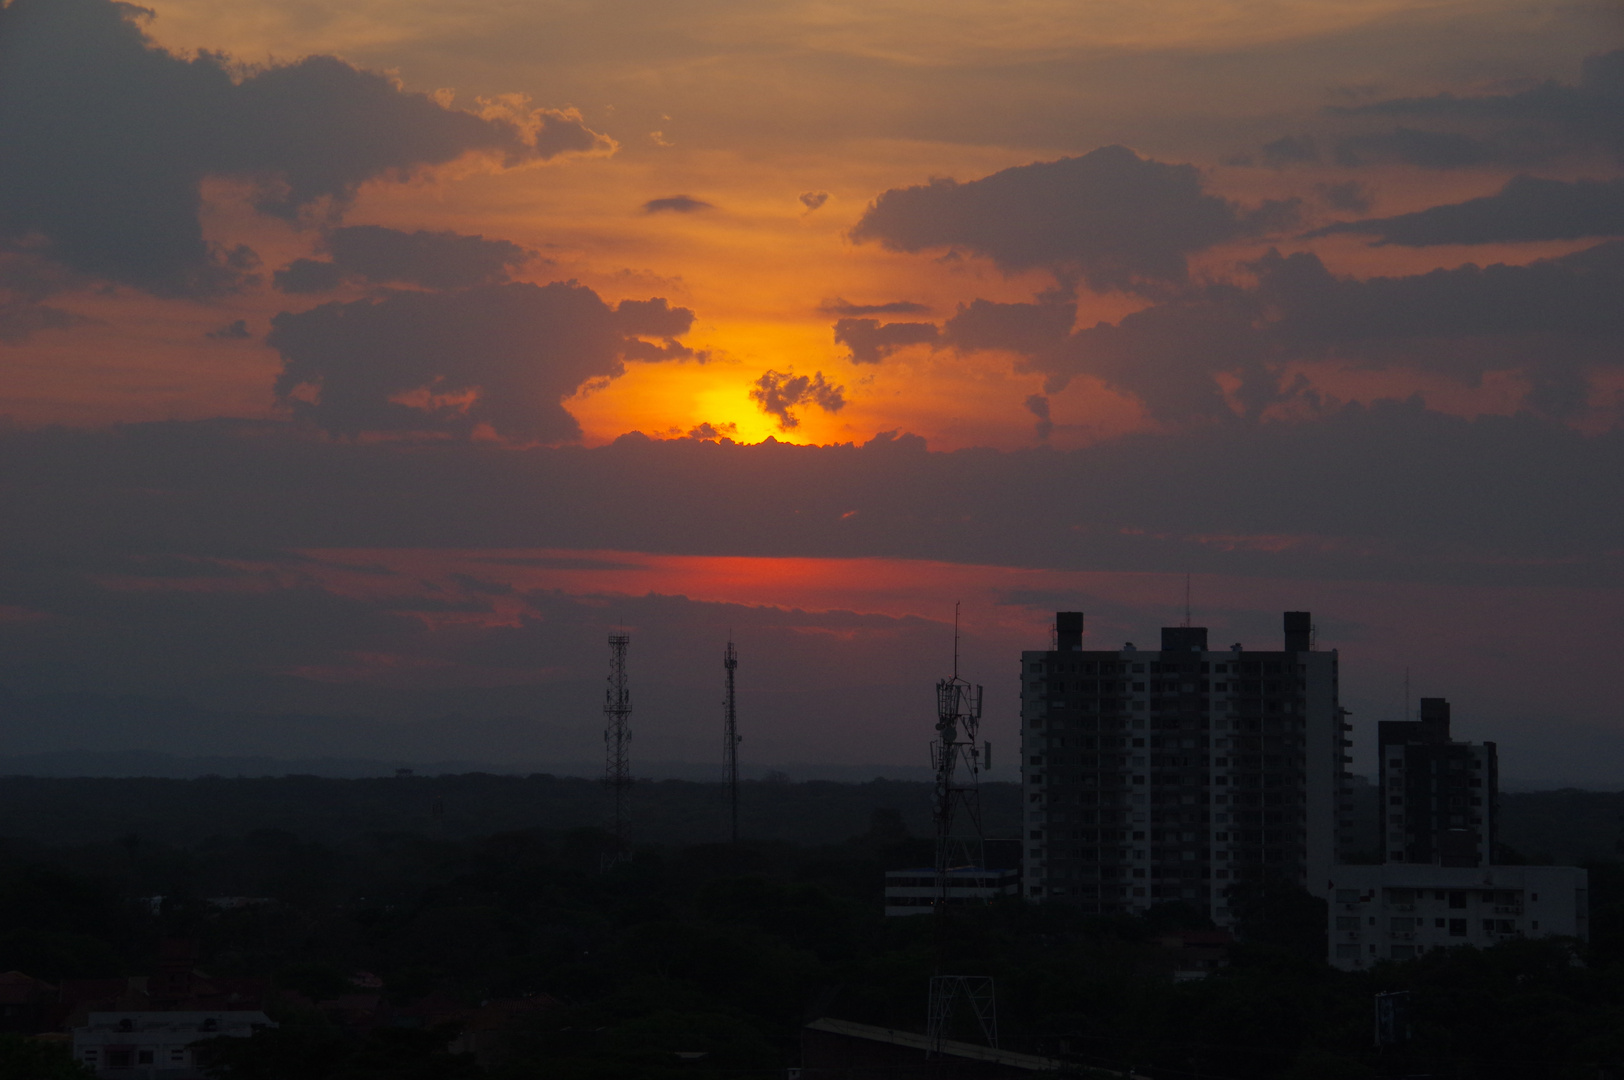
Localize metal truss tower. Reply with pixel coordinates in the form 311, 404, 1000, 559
932, 606, 986, 899
603, 632, 631, 862
723, 640, 740, 843
926, 605, 998, 1056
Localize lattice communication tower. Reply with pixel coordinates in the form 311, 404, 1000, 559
926, 606, 998, 1056
723, 640, 741, 843
603, 632, 631, 862
932, 609, 986, 900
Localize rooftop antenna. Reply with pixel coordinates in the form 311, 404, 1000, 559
926, 603, 996, 1055
1182, 574, 1192, 628
723, 638, 740, 843
603, 630, 632, 866
1404, 667, 1411, 723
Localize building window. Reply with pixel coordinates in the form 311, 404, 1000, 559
1449, 919, 1467, 937
139, 1051, 155, 1065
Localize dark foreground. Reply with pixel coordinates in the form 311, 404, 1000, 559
0, 775, 1619, 1079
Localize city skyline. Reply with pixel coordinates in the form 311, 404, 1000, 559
0, 0, 1620, 786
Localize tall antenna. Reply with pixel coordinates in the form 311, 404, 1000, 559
603, 632, 632, 863
934, 602, 984, 897
1404, 667, 1411, 723
723, 639, 740, 843
927, 604, 996, 1054
1183, 573, 1192, 628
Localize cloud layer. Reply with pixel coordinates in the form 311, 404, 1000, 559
268, 283, 696, 441
851, 145, 1299, 293
0, 0, 605, 296
275, 226, 536, 293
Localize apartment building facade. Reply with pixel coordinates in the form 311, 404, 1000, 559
1019, 611, 1350, 925
1378, 697, 1498, 867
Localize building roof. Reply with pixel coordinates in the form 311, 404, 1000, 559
803, 1017, 1063, 1072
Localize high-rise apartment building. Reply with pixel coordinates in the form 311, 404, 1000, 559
1378, 698, 1498, 867
1019, 611, 1350, 925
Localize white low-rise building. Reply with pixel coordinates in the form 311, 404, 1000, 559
1325, 864, 1588, 970
884, 867, 1020, 916
73, 1011, 274, 1078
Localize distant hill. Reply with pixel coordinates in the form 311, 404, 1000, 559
0, 772, 1021, 849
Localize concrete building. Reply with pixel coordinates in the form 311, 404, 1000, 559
72, 1011, 273, 1078
883, 867, 1020, 916
1324, 864, 1588, 970
1379, 698, 1498, 867
1019, 611, 1351, 925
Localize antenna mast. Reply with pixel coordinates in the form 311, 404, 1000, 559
724, 639, 740, 843
933, 602, 984, 897
603, 632, 632, 863
927, 603, 997, 1055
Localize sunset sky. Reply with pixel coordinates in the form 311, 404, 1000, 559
1, 0, 1620, 783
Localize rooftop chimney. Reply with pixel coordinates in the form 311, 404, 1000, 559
1056, 611, 1083, 652
1283, 611, 1312, 653
1160, 626, 1208, 652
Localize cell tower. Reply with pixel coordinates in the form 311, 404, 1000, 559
932, 604, 986, 895
926, 604, 997, 1056
603, 632, 631, 863
723, 639, 741, 843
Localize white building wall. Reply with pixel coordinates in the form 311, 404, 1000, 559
1325, 864, 1588, 971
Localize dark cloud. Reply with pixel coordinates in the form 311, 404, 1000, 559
685, 421, 738, 441
1307, 175, 1624, 246
1316, 181, 1374, 214
1334, 127, 1501, 169
274, 226, 534, 293
204, 319, 251, 341
1326, 49, 1624, 167
750, 370, 846, 429
942, 242, 1624, 424
851, 145, 1300, 294
267, 282, 696, 441
817, 298, 931, 317
643, 195, 714, 214
0, 409, 1617, 593
832, 317, 939, 364
0, 0, 606, 297
799, 191, 829, 211
1260, 135, 1319, 167
941, 295, 1076, 356
1024, 394, 1053, 441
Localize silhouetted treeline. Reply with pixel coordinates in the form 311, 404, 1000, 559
0, 778, 1621, 1078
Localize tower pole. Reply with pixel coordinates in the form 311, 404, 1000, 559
927, 604, 996, 1055
604, 632, 631, 862
724, 639, 740, 843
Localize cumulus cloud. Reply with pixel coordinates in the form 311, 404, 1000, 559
817, 298, 931, 317
942, 241, 1624, 424
832, 318, 939, 364
1307, 175, 1624, 246
0, 0, 608, 297
850, 145, 1300, 294
643, 195, 713, 214
267, 282, 696, 441
749, 370, 846, 429
274, 226, 534, 293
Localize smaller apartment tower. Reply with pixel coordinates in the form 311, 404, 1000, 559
1378, 698, 1498, 867
1019, 611, 1350, 926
